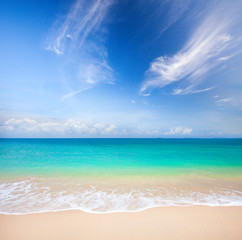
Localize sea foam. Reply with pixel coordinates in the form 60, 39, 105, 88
0, 177, 242, 215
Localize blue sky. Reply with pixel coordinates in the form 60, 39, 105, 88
1, 0, 242, 137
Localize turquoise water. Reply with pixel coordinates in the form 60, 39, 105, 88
0, 138, 242, 214
0, 138, 242, 176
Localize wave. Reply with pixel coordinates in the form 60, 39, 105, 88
0, 177, 242, 215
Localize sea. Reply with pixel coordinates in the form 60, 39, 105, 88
0, 138, 241, 214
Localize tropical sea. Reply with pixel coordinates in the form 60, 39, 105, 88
0, 138, 242, 214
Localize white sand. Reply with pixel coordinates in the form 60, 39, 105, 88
0, 206, 242, 240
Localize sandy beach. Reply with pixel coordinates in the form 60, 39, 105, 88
0, 206, 241, 240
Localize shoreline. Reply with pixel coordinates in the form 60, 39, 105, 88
1, 175, 241, 214
1, 204, 242, 215
1, 206, 241, 240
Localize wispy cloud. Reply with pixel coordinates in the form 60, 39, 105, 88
164, 126, 192, 135
61, 87, 92, 101
61, 58, 116, 101
140, 1, 241, 95
46, 0, 116, 100
130, 0, 191, 45
215, 97, 242, 111
47, 0, 114, 55
216, 98, 233, 104
172, 86, 214, 95
154, 0, 191, 40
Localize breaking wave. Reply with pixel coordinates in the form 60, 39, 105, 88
0, 177, 242, 215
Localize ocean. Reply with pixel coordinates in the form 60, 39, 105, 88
0, 138, 242, 214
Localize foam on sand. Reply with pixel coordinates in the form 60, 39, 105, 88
0, 176, 241, 214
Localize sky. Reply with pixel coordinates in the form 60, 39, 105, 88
0, 0, 242, 138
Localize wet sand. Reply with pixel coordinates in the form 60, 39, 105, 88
0, 206, 241, 240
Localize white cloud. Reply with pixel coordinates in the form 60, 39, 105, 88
46, 0, 116, 100
217, 55, 233, 61
216, 98, 233, 103
215, 97, 242, 110
154, 0, 192, 40
164, 127, 192, 135
61, 87, 92, 101
0, 118, 117, 136
140, 1, 241, 95
46, 0, 114, 55
78, 60, 115, 86
103, 124, 116, 134
172, 86, 214, 95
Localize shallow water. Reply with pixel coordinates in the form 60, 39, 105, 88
0, 138, 242, 214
